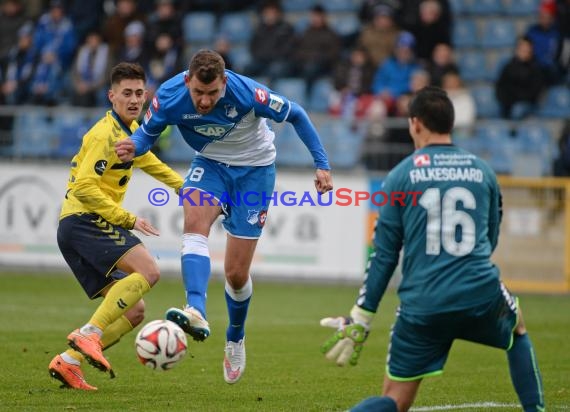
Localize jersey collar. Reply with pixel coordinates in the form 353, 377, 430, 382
111, 110, 133, 136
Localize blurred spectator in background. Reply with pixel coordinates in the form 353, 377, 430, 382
214, 36, 233, 71
331, 46, 376, 116
32, 0, 77, 72
409, 0, 451, 64
495, 36, 544, 119
441, 70, 475, 137
145, 0, 183, 53
294, 5, 341, 96
553, 119, 570, 176
556, 0, 570, 82
396, 0, 451, 36
63, 0, 104, 44
525, 0, 563, 85
102, 0, 145, 57
357, 4, 400, 68
117, 20, 150, 68
359, 0, 400, 24
1, 22, 35, 105
71, 31, 110, 107
0, 0, 28, 73
409, 69, 431, 94
245, 1, 295, 84
147, 32, 181, 97
371, 31, 420, 115
427, 43, 458, 87
29, 46, 62, 106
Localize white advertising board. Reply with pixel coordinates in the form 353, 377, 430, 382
0, 163, 368, 281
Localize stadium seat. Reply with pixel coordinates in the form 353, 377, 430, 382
474, 121, 515, 174
52, 112, 90, 159
228, 45, 252, 74
183, 12, 216, 43
328, 13, 360, 37
515, 122, 553, 175
503, 0, 540, 15
12, 110, 57, 158
470, 85, 501, 118
487, 51, 511, 81
456, 50, 487, 82
463, 0, 504, 15
272, 78, 308, 107
219, 12, 253, 43
317, 118, 365, 169
480, 19, 517, 49
282, 0, 316, 12
538, 86, 570, 118
308, 78, 334, 113
273, 122, 314, 167
452, 19, 479, 48
322, 0, 358, 12
448, 0, 466, 15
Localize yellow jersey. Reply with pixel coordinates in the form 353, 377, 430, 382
60, 110, 183, 229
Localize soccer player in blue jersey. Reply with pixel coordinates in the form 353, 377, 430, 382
320, 87, 544, 411
115, 49, 333, 384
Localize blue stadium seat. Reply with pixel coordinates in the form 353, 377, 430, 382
463, 0, 504, 15
448, 0, 466, 15
183, 12, 216, 43
322, 0, 358, 12
318, 118, 365, 169
308, 78, 334, 113
328, 13, 360, 37
273, 122, 314, 167
52, 112, 90, 159
487, 51, 511, 81
282, 0, 316, 12
452, 19, 478, 48
475, 121, 515, 174
228, 45, 252, 74
538, 86, 570, 118
219, 12, 253, 43
13, 110, 57, 158
512, 123, 553, 176
503, 0, 540, 15
272, 78, 308, 107
480, 20, 517, 49
470, 85, 501, 118
456, 50, 487, 82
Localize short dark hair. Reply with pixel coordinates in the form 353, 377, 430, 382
188, 49, 226, 84
408, 86, 454, 134
110, 62, 146, 85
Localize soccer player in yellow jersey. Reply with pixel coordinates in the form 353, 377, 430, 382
48, 62, 183, 391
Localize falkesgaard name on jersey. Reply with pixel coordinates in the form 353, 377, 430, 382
194, 123, 234, 138
409, 167, 483, 184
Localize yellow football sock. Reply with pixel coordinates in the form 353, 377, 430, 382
89, 272, 150, 331
64, 348, 85, 363
101, 315, 134, 350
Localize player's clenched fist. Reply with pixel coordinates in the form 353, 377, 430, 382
115, 138, 135, 162
320, 305, 373, 366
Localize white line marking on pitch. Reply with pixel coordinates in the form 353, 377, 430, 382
411, 403, 519, 411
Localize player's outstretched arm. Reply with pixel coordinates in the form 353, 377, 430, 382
115, 138, 135, 162
315, 169, 333, 194
133, 216, 160, 236
320, 305, 374, 366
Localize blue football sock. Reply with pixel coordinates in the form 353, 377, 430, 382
507, 333, 545, 412
350, 396, 397, 412
181, 234, 210, 318
225, 277, 252, 342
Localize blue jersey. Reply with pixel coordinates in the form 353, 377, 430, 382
132, 70, 329, 169
358, 144, 503, 316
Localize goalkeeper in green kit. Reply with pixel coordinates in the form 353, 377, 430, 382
320, 87, 545, 412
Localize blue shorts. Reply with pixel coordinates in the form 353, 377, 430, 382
386, 283, 519, 381
183, 156, 276, 238
57, 214, 141, 299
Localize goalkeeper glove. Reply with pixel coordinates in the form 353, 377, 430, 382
320, 305, 374, 366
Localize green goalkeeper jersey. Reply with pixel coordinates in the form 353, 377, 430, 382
358, 144, 503, 316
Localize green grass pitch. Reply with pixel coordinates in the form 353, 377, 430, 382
0, 272, 568, 411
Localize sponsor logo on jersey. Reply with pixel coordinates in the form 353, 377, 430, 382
144, 108, 152, 124
268, 93, 284, 113
247, 209, 262, 225
94, 159, 108, 176
413, 154, 431, 167
254, 88, 268, 104
225, 104, 238, 118
183, 113, 202, 119
152, 96, 160, 111
194, 123, 234, 138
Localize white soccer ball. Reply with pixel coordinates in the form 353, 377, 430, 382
135, 320, 188, 371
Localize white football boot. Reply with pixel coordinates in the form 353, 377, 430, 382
165, 306, 210, 342
223, 338, 246, 384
